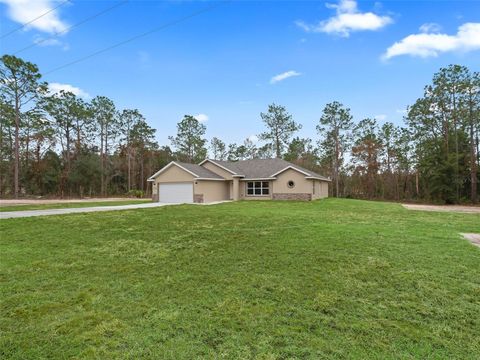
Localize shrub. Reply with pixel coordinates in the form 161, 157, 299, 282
127, 189, 144, 198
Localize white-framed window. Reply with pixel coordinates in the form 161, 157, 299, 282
246, 181, 269, 196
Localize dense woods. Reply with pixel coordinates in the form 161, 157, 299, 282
0, 55, 478, 203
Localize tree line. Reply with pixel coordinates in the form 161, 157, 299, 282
1, 55, 478, 203
0, 55, 165, 198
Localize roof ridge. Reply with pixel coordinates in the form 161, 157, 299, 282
176, 161, 224, 179
200, 158, 330, 181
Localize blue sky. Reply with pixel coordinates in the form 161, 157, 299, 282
1, 0, 479, 146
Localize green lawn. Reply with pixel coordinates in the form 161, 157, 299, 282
0, 199, 150, 212
1, 199, 479, 359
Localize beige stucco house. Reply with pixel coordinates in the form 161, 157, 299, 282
147, 158, 330, 203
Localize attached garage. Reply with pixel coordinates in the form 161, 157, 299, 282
148, 161, 229, 203
158, 183, 193, 203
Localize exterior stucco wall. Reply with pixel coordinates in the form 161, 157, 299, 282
151, 165, 195, 198
310, 179, 329, 199
236, 169, 330, 201
318, 181, 329, 198
194, 180, 229, 203
201, 161, 234, 179
312, 180, 319, 200
272, 169, 312, 195
201, 161, 235, 199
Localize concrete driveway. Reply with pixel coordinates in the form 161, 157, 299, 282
0, 197, 134, 206
0, 202, 173, 219
402, 204, 480, 214
462, 233, 480, 247
0, 201, 230, 219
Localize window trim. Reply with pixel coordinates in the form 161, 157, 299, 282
246, 181, 270, 196
287, 180, 295, 189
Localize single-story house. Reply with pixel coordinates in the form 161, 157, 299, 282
147, 158, 330, 203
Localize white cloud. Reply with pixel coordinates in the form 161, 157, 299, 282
383, 22, 480, 59
194, 114, 209, 123
295, 21, 312, 32
374, 114, 387, 121
270, 70, 302, 84
32, 34, 68, 50
396, 108, 407, 114
0, 0, 69, 34
295, 0, 392, 37
34, 37, 61, 46
419, 22, 442, 34
247, 134, 259, 143
48, 83, 90, 99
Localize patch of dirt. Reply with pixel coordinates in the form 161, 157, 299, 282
0, 198, 133, 206
461, 233, 480, 247
402, 204, 480, 214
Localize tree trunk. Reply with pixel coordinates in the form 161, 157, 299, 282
104, 128, 108, 197
0, 119, 3, 196
453, 92, 459, 203
469, 98, 478, 203
275, 131, 281, 158
476, 122, 479, 166
334, 127, 339, 197
6, 120, 14, 195
415, 170, 419, 197
140, 153, 144, 192
132, 148, 136, 189
14, 94, 20, 198
476, 126, 479, 166
66, 126, 71, 180
127, 146, 131, 191
470, 134, 477, 204
35, 143, 40, 194
100, 123, 105, 197
25, 126, 29, 176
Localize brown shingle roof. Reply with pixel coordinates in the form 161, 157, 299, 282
208, 158, 330, 181
176, 162, 224, 179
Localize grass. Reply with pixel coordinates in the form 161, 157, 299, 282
1, 198, 479, 359
0, 199, 150, 212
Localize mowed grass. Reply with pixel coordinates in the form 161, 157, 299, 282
0, 199, 150, 212
1, 199, 479, 359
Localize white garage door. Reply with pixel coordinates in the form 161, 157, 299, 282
159, 183, 193, 203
